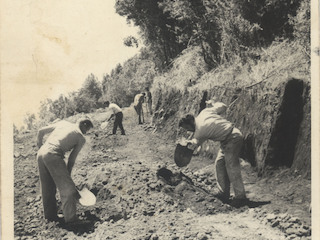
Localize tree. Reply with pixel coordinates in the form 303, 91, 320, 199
102, 74, 111, 94
80, 73, 103, 101
116, 0, 304, 68
13, 124, 19, 135
114, 64, 123, 75
23, 112, 36, 130
124, 35, 139, 47
116, 0, 186, 68
289, 0, 310, 53
73, 93, 96, 113
101, 47, 158, 107
38, 98, 59, 125
234, 0, 303, 44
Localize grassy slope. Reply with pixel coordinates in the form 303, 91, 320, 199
153, 40, 310, 92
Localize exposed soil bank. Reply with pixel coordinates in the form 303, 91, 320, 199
152, 78, 311, 178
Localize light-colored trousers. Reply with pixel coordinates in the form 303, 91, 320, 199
37, 147, 79, 222
147, 101, 152, 115
215, 128, 246, 199
134, 104, 143, 124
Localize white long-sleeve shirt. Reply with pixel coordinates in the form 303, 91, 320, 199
134, 94, 144, 106
38, 120, 85, 157
193, 106, 234, 145
108, 103, 122, 114
210, 102, 227, 115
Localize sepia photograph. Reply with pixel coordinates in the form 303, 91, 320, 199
1, 0, 319, 239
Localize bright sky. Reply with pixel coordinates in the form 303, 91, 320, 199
1, 0, 142, 127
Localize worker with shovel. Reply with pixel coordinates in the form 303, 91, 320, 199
133, 92, 145, 124
177, 105, 248, 208
104, 101, 126, 135
36, 118, 94, 227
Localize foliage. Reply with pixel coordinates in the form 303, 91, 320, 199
289, 0, 310, 55
116, 0, 306, 68
153, 46, 208, 91
80, 73, 103, 102
23, 112, 36, 130
13, 124, 19, 135
102, 47, 158, 107
152, 40, 309, 94
36, 74, 103, 128
38, 99, 60, 126
73, 93, 97, 113
123, 35, 139, 48
235, 0, 302, 43
193, 40, 310, 91
116, 0, 186, 68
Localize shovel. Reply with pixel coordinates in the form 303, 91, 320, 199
77, 187, 96, 206
100, 121, 110, 130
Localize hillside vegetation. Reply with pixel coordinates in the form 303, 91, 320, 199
17, 0, 310, 176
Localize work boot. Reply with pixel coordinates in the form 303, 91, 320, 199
213, 192, 230, 203
47, 216, 65, 224
64, 219, 93, 231
229, 197, 249, 208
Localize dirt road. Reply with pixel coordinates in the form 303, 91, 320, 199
13, 106, 311, 239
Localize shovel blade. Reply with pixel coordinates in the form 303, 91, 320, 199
78, 187, 96, 206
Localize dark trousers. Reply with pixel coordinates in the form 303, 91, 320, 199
113, 112, 125, 134
134, 105, 143, 124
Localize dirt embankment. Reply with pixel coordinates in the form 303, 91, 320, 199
13, 104, 311, 239
152, 78, 311, 178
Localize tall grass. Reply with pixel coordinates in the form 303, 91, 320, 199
152, 40, 310, 95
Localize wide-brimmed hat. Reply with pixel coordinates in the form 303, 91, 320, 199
174, 143, 194, 167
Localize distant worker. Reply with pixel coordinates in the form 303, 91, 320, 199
178, 103, 248, 207
36, 119, 93, 225
145, 87, 153, 115
104, 101, 126, 135
133, 92, 145, 124
199, 91, 208, 114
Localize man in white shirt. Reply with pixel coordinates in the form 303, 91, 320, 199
36, 118, 93, 224
191, 101, 228, 154
104, 101, 126, 135
178, 105, 247, 207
